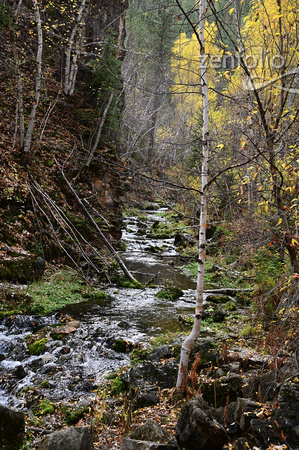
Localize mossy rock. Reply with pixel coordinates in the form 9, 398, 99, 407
112, 338, 134, 353
206, 294, 232, 304
157, 287, 183, 301
0, 247, 45, 283
28, 338, 48, 355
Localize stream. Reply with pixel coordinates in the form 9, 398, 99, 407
0, 206, 201, 408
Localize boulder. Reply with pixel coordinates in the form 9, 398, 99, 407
234, 398, 262, 426
147, 345, 178, 362
174, 232, 195, 248
129, 420, 171, 443
0, 246, 45, 282
191, 338, 221, 367
37, 426, 93, 450
0, 403, 25, 449
201, 373, 243, 408
124, 361, 177, 389
133, 386, 160, 409
175, 395, 228, 450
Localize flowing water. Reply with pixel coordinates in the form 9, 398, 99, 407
0, 206, 199, 408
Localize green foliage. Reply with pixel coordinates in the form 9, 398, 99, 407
110, 377, 127, 396
26, 270, 108, 315
0, 4, 9, 31
28, 338, 48, 355
61, 405, 88, 425
240, 324, 258, 337
130, 347, 148, 365
89, 29, 122, 132
34, 399, 54, 416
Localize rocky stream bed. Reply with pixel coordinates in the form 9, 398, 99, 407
0, 206, 298, 449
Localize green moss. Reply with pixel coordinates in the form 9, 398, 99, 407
110, 377, 127, 396
40, 380, 50, 389
34, 399, 54, 416
130, 347, 148, 365
25, 269, 108, 315
61, 405, 88, 425
28, 338, 48, 355
156, 286, 183, 301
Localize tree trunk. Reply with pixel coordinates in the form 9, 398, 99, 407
176, 0, 209, 391
65, 0, 89, 96
23, 0, 43, 153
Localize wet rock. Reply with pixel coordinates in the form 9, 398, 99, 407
206, 294, 232, 304
118, 321, 130, 329
129, 419, 171, 443
124, 361, 177, 389
133, 386, 159, 409
0, 354, 5, 361
12, 364, 27, 379
37, 426, 93, 450
175, 395, 228, 450
0, 403, 25, 449
60, 345, 71, 354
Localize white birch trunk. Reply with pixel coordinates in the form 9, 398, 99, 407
23, 0, 42, 153
176, 0, 209, 391
64, 0, 89, 95
9, 3, 25, 148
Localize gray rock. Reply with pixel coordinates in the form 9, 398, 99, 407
124, 361, 177, 389
129, 420, 171, 443
147, 345, 177, 362
175, 395, 228, 450
234, 398, 262, 426
37, 426, 93, 450
121, 439, 178, 450
12, 364, 27, 379
134, 386, 160, 409
0, 403, 25, 449
201, 373, 243, 407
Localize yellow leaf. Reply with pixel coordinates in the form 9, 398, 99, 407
277, 218, 282, 225
229, 7, 235, 15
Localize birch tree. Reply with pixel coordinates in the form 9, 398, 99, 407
176, 0, 209, 391
23, 0, 43, 154
8, 0, 43, 154
64, 0, 89, 96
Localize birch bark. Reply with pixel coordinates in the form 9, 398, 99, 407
64, 0, 89, 96
23, 0, 43, 153
176, 0, 209, 391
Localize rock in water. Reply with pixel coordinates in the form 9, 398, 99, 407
0, 404, 25, 449
38, 426, 93, 450
175, 395, 228, 450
